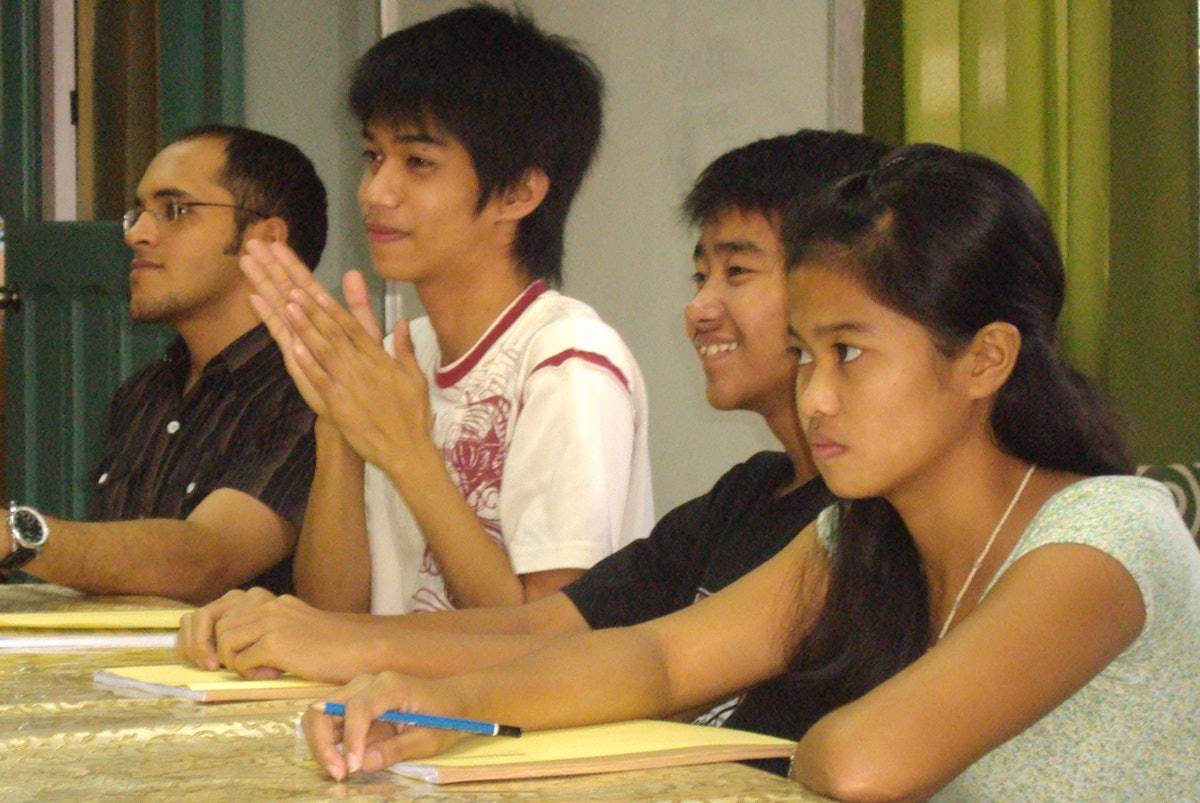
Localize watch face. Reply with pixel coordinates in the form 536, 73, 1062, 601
10, 507, 48, 549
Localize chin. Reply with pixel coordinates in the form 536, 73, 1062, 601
820, 472, 886, 502
704, 389, 742, 412
129, 296, 179, 325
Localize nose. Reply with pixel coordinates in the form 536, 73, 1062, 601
359, 162, 400, 209
795, 359, 837, 422
124, 210, 158, 247
685, 278, 723, 333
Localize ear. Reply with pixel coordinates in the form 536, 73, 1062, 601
963, 321, 1021, 400
246, 216, 289, 250
496, 167, 550, 222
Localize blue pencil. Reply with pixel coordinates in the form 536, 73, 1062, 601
317, 701, 522, 737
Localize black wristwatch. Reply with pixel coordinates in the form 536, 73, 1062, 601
0, 503, 49, 576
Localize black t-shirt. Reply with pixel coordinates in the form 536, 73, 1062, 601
564, 451, 830, 627
563, 452, 834, 772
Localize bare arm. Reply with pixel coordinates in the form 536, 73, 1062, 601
14, 488, 295, 605
791, 543, 1144, 802
301, 526, 825, 779
291, 419, 370, 611
178, 584, 591, 682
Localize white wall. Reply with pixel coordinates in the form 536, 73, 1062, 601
246, 1, 859, 517
242, 0, 379, 295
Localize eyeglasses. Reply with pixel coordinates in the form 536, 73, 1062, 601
122, 201, 268, 234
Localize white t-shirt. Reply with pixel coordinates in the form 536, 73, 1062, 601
365, 281, 655, 613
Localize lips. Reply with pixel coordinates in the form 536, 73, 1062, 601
806, 433, 845, 461
130, 257, 161, 271
364, 222, 407, 244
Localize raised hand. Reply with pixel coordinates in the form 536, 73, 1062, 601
239, 240, 433, 471
239, 239, 339, 415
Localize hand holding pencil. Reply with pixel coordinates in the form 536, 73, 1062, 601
303, 672, 494, 781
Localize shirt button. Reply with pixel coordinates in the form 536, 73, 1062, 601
97, 472, 109, 485
186, 482, 197, 495
166, 420, 181, 434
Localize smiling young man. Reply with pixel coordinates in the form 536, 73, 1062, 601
223, 4, 654, 617
0, 125, 326, 604
180, 131, 889, 764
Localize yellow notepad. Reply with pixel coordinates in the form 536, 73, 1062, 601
386, 719, 796, 784
0, 609, 190, 629
93, 663, 336, 702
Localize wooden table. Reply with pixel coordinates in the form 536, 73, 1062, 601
0, 586, 831, 801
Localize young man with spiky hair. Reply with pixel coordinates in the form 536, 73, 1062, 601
230, 4, 655, 616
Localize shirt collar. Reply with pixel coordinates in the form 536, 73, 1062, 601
161, 324, 277, 392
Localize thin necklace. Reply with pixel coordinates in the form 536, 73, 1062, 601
936, 464, 1037, 642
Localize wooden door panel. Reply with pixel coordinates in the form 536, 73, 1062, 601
5, 222, 168, 517
2, 0, 242, 518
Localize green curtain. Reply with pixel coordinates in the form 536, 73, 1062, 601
865, 0, 1200, 462
900, 0, 1111, 380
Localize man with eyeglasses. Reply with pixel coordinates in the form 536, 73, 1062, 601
0, 125, 326, 604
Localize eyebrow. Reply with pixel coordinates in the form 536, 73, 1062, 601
131, 188, 195, 207
361, 126, 444, 147
692, 238, 765, 261
788, 320, 872, 342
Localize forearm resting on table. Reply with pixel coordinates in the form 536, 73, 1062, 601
22, 511, 281, 605
334, 594, 593, 678
443, 539, 810, 728
329, 618, 579, 681
441, 626, 683, 729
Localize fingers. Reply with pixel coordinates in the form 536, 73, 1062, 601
358, 723, 459, 774
177, 589, 248, 670
304, 674, 379, 780
336, 673, 401, 773
211, 591, 293, 678
388, 319, 429, 397
342, 270, 383, 341
242, 239, 365, 364
243, 239, 322, 308
302, 699, 350, 780
303, 673, 464, 780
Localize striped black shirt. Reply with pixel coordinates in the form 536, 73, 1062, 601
89, 324, 316, 594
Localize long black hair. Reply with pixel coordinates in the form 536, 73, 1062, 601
776, 143, 1133, 727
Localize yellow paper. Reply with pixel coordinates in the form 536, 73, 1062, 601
103, 663, 322, 691
0, 609, 190, 629
387, 719, 796, 784
430, 720, 791, 765
94, 663, 336, 702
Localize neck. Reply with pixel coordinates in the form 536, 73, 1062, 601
764, 405, 817, 495
175, 301, 261, 393
413, 263, 535, 364
889, 446, 1040, 631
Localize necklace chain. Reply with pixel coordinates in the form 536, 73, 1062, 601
936, 464, 1037, 642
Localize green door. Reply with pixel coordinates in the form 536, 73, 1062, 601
1, 0, 244, 517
